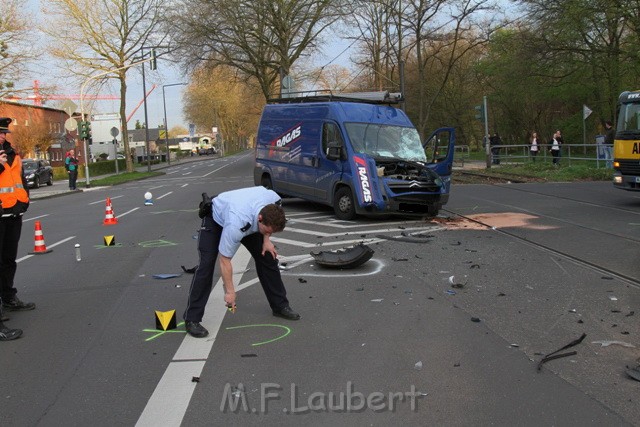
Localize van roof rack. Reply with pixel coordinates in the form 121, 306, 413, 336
268, 90, 403, 105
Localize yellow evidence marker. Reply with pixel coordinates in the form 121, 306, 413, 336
155, 309, 177, 331
104, 235, 116, 246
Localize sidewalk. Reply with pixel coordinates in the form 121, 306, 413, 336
29, 154, 214, 200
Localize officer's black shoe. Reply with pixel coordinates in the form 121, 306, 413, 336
272, 306, 301, 320
0, 323, 22, 341
2, 297, 36, 311
185, 321, 209, 338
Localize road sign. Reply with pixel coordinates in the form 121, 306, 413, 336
60, 99, 77, 117
188, 123, 195, 138
110, 127, 119, 138
64, 118, 78, 132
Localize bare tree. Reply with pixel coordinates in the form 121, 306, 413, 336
0, 0, 37, 97
42, 0, 167, 172
169, 0, 344, 100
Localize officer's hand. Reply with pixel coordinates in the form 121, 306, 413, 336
262, 238, 278, 259
0, 150, 6, 165
224, 290, 236, 311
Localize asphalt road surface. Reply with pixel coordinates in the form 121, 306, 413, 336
3, 152, 639, 426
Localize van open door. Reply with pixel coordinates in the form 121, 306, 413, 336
423, 127, 455, 178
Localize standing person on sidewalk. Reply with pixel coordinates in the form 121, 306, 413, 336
65, 149, 79, 190
183, 186, 300, 338
530, 131, 540, 162
0, 117, 35, 341
549, 130, 562, 165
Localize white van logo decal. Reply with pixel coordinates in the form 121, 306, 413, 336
354, 156, 373, 203
272, 124, 302, 147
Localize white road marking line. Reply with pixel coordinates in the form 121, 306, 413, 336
23, 214, 49, 222
182, 172, 192, 175
16, 236, 76, 263
157, 191, 173, 200
116, 207, 139, 218
181, 183, 189, 188
137, 247, 252, 426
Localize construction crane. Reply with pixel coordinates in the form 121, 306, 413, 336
1, 80, 119, 106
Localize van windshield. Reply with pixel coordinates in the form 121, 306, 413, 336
344, 123, 427, 162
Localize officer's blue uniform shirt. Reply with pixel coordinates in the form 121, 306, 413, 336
212, 187, 281, 258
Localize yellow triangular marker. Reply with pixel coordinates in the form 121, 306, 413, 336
155, 309, 177, 331
104, 235, 115, 246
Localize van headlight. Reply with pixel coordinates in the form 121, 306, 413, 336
26, 173, 35, 179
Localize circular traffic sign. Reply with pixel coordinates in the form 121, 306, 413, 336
110, 127, 119, 137
64, 118, 78, 131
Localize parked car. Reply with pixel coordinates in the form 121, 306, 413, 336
198, 146, 218, 155
22, 159, 53, 188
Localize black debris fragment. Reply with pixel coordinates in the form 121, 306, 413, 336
241, 354, 258, 358
375, 234, 432, 244
470, 264, 480, 269
298, 278, 307, 283
497, 292, 506, 297
392, 257, 408, 262
355, 286, 365, 291
611, 309, 621, 313
451, 241, 461, 246
192, 376, 200, 382
310, 244, 374, 268
181, 265, 197, 274
601, 276, 614, 280
451, 283, 465, 289
626, 365, 640, 382
577, 319, 584, 324
621, 331, 630, 335
470, 317, 481, 323
537, 333, 586, 371
626, 311, 635, 317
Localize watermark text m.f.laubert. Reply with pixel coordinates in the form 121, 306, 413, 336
220, 382, 426, 414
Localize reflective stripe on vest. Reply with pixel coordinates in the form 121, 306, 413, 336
0, 187, 14, 193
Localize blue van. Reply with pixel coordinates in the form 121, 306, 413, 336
253, 92, 455, 219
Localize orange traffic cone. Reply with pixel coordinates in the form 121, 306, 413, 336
103, 197, 118, 225
29, 220, 52, 254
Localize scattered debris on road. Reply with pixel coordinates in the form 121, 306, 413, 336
537, 333, 586, 371
310, 243, 374, 268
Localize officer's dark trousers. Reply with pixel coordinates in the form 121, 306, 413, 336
0, 216, 22, 303
184, 215, 289, 322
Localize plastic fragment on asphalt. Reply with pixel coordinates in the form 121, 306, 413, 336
609, 296, 618, 301
445, 290, 456, 295
310, 243, 374, 269
414, 361, 423, 370
191, 377, 200, 383
298, 278, 307, 283
471, 317, 481, 322
241, 354, 257, 358
153, 273, 182, 279
592, 340, 635, 348
371, 299, 383, 303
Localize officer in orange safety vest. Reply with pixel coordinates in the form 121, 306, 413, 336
0, 117, 35, 341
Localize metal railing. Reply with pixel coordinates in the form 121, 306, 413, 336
488, 143, 613, 168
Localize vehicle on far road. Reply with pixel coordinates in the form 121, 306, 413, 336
22, 159, 53, 188
198, 146, 218, 155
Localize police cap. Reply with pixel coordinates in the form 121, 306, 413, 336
0, 117, 12, 133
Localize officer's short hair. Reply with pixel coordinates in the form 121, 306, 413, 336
260, 204, 286, 232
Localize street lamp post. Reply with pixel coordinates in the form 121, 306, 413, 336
141, 55, 152, 172
162, 83, 187, 166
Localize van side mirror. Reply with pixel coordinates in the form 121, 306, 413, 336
326, 141, 343, 160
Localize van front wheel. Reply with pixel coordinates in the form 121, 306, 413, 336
261, 175, 273, 190
334, 187, 356, 220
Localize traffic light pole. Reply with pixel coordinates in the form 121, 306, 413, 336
483, 95, 490, 169
82, 131, 91, 187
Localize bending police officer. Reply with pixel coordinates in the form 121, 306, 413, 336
184, 186, 300, 338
